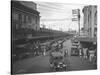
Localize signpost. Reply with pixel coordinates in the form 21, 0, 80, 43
72, 9, 80, 36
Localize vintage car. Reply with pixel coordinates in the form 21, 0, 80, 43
52, 60, 67, 71
49, 51, 67, 71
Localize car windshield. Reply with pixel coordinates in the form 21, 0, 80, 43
74, 41, 78, 43
54, 56, 63, 60
53, 56, 63, 63
54, 62, 64, 66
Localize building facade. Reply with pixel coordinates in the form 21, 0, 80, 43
82, 5, 97, 38
11, 1, 40, 39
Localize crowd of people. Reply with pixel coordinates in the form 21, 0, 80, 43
78, 44, 97, 64
32, 39, 64, 56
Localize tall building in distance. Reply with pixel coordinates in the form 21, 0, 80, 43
82, 5, 97, 38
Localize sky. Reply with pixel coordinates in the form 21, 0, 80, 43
34, 1, 85, 32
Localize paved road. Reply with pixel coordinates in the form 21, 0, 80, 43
12, 38, 69, 74
62, 39, 72, 56
62, 39, 97, 71
68, 56, 96, 71
12, 55, 50, 74
12, 38, 97, 74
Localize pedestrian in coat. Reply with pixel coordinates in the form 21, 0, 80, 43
83, 48, 88, 59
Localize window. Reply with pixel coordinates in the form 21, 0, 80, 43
36, 16, 38, 24
28, 16, 32, 23
19, 14, 22, 24
24, 15, 26, 23
13, 12, 19, 21
15, 24, 19, 29
32, 15, 35, 24
94, 11, 97, 25
26, 16, 29, 23
22, 14, 24, 23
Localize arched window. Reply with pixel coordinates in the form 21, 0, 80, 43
94, 11, 97, 25
13, 12, 19, 21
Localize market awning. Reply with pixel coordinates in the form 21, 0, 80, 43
75, 37, 97, 43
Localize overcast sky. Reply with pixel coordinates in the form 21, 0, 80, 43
35, 1, 85, 31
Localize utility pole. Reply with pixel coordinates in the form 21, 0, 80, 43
78, 9, 80, 36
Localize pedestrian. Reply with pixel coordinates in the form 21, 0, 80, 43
78, 43, 82, 58
79, 48, 82, 58
88, 47, 95, 63
83, 48, 88, 59
43, 46, 46, 56
87, 48, 89, 59
65, 49, 68, 57
93, 48, 97, 64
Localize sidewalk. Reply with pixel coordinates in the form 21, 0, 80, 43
68, 56, 97, 71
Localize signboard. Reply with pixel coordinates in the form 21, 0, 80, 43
72, 18, 78, 21
72, 9, 80, 21
72, 9, 78, 15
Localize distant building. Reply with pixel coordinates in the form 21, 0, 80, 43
11, 1, 40, 31
82, 5, 97, 38
67, 29, 77, 34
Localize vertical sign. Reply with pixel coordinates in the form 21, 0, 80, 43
72, 9, 80, 36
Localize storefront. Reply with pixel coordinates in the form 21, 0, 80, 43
75, 37, 97, 49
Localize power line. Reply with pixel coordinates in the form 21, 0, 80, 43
37, 3, 69, 11
37, 7, 70, 14
38, 4, 60, 10
41, 18, 71, 21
